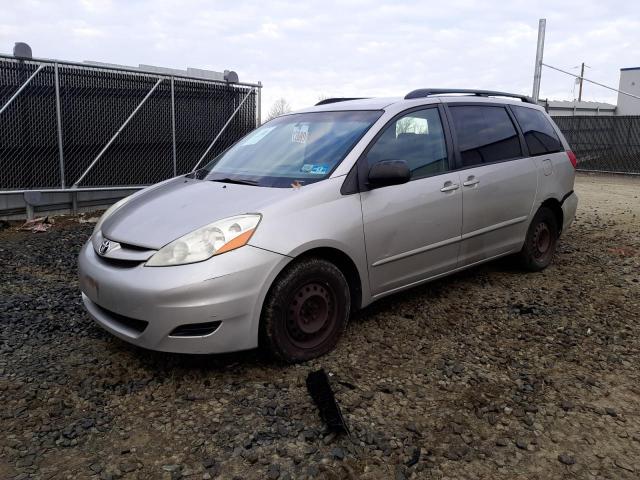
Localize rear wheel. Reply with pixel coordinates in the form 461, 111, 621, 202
260, 258, 350, 363
517, 207, 559, 271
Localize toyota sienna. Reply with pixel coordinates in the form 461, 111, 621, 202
79, 89, 578, 363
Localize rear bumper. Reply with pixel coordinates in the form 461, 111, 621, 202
78, 240, 290, 354
561, 191, 578, 233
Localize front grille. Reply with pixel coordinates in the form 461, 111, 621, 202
93, 302, 149, 334
97, 256, 144, 268
169, 321, 222, 337
93, 237, 154, 267
118, 242, 153, 251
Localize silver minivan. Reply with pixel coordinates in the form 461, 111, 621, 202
79, 89, 578, 362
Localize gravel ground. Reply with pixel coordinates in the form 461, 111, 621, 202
1, 173, 639, 480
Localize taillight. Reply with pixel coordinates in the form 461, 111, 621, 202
566, 150, 577, 169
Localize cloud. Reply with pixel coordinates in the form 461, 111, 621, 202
71, 26, 106, 38
1, 0, 638, 110
78, 0, 114, 14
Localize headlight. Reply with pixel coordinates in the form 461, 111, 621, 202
146, 214, 261, 267
93, 195, 135, 237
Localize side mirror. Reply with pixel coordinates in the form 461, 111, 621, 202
367, 160, 411, 188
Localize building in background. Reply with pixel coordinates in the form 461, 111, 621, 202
617, 67, 640, 115
538, 99, 616, 116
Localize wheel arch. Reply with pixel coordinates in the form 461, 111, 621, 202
291, 247, 363, 312
539, 197, 564, 233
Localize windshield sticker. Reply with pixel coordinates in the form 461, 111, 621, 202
303, 164, 329, 175
291, 124, 309, 144
239, 127, 275, 146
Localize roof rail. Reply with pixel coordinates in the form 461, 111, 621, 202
404, 88, 536, 104
315, 97, 367, 106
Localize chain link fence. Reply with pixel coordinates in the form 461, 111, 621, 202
0, 55, 260, 191
553, 115, 640, 174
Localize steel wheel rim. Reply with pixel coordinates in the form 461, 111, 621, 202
533, 222, 551, 258
286, 282, 337, 349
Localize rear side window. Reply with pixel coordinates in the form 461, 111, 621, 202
449, 105, 522, 167
512, 106, 563, 156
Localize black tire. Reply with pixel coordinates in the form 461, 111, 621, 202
260, 257, 350, 363
517, 207, 559, 271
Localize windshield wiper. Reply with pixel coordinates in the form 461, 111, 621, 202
210, 177, 259, 186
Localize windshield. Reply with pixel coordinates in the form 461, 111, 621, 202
202, 110, 382, 187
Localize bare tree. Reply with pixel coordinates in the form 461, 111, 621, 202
396, 117, 429, 135
266, 98, 292, 121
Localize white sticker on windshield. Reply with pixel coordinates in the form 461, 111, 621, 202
240, 127, 275, 146
291, 124, 309, 144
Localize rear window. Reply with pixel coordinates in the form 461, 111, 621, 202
449, 105, 522, 167
512, 106, 563, 156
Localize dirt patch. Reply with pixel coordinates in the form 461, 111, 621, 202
1, 174, 639, 479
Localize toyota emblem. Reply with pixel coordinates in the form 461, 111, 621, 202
99, 239, 111, 256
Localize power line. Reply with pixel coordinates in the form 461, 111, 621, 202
542, 63, 640, 101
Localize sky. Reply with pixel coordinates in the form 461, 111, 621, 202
2, 0, 640, 113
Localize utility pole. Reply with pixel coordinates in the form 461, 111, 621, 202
578, 62, 585, 102
532, 19, 546, 101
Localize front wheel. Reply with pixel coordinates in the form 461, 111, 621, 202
517, 207, 559, 271
260, 258, 350, 363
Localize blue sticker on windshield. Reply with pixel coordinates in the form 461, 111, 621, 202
302, 164, 329, 175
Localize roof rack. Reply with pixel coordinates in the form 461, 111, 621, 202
315, 97, 367, 106
404, 88, 536, 104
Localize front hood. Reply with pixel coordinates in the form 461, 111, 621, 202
101, 177, 290, 249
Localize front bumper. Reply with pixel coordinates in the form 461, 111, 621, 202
78, 240, 290, 353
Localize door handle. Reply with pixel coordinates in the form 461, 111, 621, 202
440, 183, 460, 192
463, 178, 480, 187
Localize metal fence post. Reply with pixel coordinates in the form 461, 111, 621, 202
171, 76, 177, 176
257, 81, 262, 126
54, 62, 66, 188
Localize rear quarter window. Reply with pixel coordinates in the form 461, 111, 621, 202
512, 106, 563, 156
